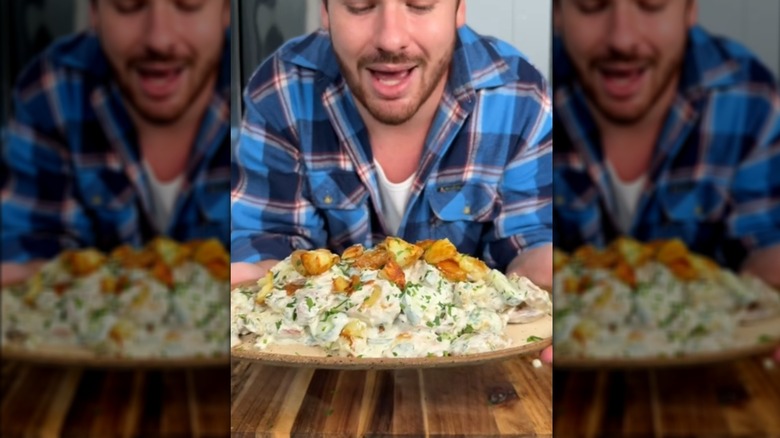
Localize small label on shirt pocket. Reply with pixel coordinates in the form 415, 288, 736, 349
309, 170, 369, 209
658, 180, 728, 222
428, 182, 497, 222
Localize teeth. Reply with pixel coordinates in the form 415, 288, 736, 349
378, 78, 402, 86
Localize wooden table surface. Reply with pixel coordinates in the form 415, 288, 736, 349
554, 356, 780, 438
231, 356, 553, 437
1, 361, 231, 438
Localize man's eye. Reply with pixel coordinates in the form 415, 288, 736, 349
576, 0, 608, 14
407, 3, 435, 13
638, 0, 667, 13
176, 0, 205, 13
114, 0, 145, 14
346, 4, 375, 15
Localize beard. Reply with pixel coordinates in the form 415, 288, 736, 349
333, 44, 454, 126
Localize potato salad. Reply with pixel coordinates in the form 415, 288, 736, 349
553, 238, 780, 358
231, 237, 551, 358
1, 238, 230, 358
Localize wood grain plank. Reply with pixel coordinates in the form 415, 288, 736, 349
552, 370, 600, 438
189, 368, 231, 438
503, 359, 553, 437
290, 368, 353, 437
421, 365, 502, 437
390, 369, 426, 437
3, 366, 69, 438
38, 368, 84, 438
722, 358, 780, 436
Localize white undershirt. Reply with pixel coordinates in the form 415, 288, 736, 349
143, 160, 185, 232
605, 161, 647, 233
374, 159, 415, 236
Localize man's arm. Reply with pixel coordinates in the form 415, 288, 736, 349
1, 62, 93, 271
230, 58, 325, 269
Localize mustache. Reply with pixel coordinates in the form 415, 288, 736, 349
358, 51, 424, 68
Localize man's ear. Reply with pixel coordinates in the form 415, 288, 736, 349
321, 0, 330, 31
456, 0, 466, 28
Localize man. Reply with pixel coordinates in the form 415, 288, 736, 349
1, 0, 232, 285
231, 0, 554, 359
231, 0, 552, 287
552, 0, 780, 360
552, 0, 780, 286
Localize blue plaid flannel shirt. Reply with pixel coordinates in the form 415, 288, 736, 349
232, 26, 553, 271
1, 31, 232, 262
553, 25, 780, 270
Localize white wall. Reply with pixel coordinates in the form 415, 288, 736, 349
697, 0, 780, 79
465, 0, 552, 81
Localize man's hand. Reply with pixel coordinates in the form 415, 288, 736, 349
1, 261, 46, 287
230, 260, 279, 287
506, 244, 553, 290
540, 345, 553, 364
741, 244, 780, 288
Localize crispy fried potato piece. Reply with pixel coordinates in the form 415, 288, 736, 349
572, 245, 617, 269
415, 239, 435, 251
62, 249, 106, 276
150, 260, 173, 287
436, 259, 468, 282
655, 239, 689, 265
360, 285, 383, 310
610, 237, 653, 267
379, 258, 406, 289
254, 272, 274, 304
191, 239, 229, 280
612, 260, 636, 287
384, 237, 424, 268
667, 259, 699, 281
148, 237, 189, 267
341, 244, 365, 261
456, 254, 490, 282
553, 248, 570, 273
353, 248, 390, 270
301, 249, 339, 275
340, 319, 367, 346
423, 239, 458, 264
332, 276, 350, 293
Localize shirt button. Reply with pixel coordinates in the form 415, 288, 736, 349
463, 206, 471, 215
694, 205, 702, 216
324, 195, 333, 205
92, 195, 102, 206
555, 195, 565, 205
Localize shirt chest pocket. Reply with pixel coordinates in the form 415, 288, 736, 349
658, 181, 729, 223
424, 182, 498, 248
77, 171, 139, 247
308, 170, 370, 210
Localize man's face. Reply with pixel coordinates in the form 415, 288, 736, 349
554, 0, 696, 125
322, 0, 466, 126
91, 0, 229, 125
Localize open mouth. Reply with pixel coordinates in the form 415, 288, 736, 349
367, 65, 417, 98
598, 65, 647, 99
136, 65, 185, 99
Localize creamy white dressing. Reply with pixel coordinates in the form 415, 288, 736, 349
232, 254, 550, 358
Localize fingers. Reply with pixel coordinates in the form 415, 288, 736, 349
541, 345, 553, 364
0, 260, 47, 287
230, 260, 279, 287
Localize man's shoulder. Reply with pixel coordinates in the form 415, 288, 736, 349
686, 25, 778, 92
244, 30, 336, 98
456, 26, 547, 92
14, 31, 109, 100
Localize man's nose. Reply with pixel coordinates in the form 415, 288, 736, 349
606, 2, 640, 56
143, 2, 177, 55
374, 4, 411, 54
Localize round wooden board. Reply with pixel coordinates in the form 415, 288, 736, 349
1, 344, 229, 368
554, 314, 780, 369
231, 314, 552, 369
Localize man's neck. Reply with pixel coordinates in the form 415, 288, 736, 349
130, 74, 217, 182
358, 75, 448, 183
592, 76, 680, 182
